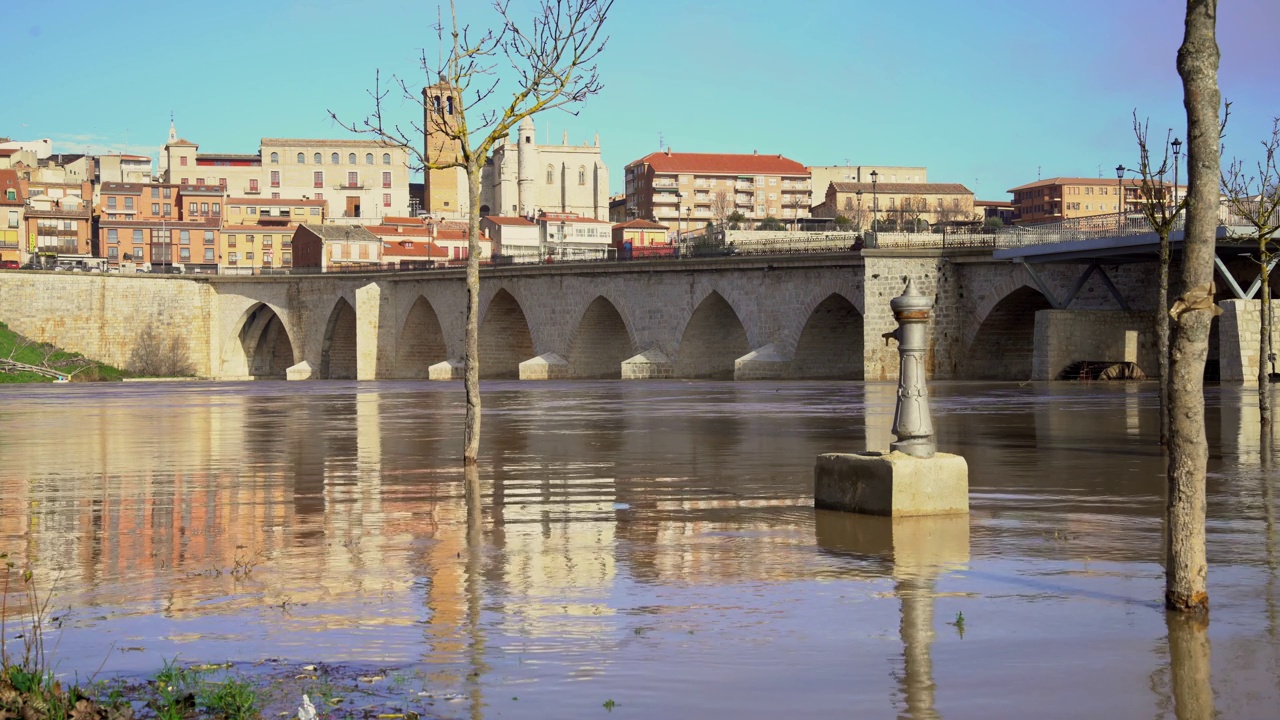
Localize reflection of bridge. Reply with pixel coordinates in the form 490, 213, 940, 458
0, 218, 1269, 382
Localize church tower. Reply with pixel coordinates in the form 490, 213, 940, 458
422, 79, 464, 217
516, 116, 536, 217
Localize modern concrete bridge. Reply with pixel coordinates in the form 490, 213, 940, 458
0, 226, 1267, 383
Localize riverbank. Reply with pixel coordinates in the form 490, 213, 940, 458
0, 321, 125, 382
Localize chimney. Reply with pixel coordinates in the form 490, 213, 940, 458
665, 147, 671, 157
753, 149, 758, 155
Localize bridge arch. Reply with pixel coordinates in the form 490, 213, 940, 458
228, 302, 296, 379
396, 295, 448, 378
567, 295, 635, 378
320, 297, 358, 379
791, 293, 864, 379
674, 291, 749, 379
964, 284, 1052, 380
479, 288, 534, 378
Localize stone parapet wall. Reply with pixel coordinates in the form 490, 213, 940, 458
0, 272, 214, 375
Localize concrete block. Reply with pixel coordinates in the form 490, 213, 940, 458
814, 451, 969, 517
734, 343, 788, 380
286, 360, 316, 381
519, 352, 570, 380
621, 348, 673, 380
428, 359, 464, 381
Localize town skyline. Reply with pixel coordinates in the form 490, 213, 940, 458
5, 0, 1278, 200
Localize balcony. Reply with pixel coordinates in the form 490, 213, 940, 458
35, 245, 82, 255
335, 182, 367, 190
735, 182, 754, 191
243, 186, 261, 195
652, 180, 678, 189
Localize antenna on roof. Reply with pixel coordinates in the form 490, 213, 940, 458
1097, 164, 1102, 178
657, 131, 664, 150
1037, 165, 1041, 180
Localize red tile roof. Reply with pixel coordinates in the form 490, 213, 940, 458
227, 197, 326, 207
367, 225, 434, 238
631, 150, 809, 176
382, 216, 428, 226
221, 224, 297, 231
538, 211, 611, 224
0, 148, 18, 157
613, 219, 668, 230
0, 170, 25, 204
482, 215, 536, 226
382, 240, 448, 258
1007, 177, 1143, 192
829, 181, 972, 195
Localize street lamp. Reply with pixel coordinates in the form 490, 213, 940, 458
870, 170, 879, 232
1171, 137, 1183, 222
1115, 164, 1125, 232
856, 189, 864, 232
675, 191, 684, 238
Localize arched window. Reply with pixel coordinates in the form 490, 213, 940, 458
546, 164, 554, 185
348, 153, 356, 164
331, 152, 339, 164
382, 153, 390, 165
446, 96, 454, 115
578, 166, 586, 186
365, 153, 373, 165
297, 152, 305, 164
432, 95, 442, 115
313, 153, 322, 164
270, 152, 279, 164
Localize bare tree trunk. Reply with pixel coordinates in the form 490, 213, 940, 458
1159, 234, 1172, 446
1167, 0, 1220, 614
1261, 263, 1272, 428
463, 165, 483, 465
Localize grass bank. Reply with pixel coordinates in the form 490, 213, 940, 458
0, 322, 125, 383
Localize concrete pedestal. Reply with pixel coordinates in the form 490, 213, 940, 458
285, 360, 316, 381
734, 344, 787, 380
621, 349, 674, 380
428, 359, 463, 381
519, 352, 570, 380
814, 451, 968, 517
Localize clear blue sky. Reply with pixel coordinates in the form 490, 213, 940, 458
4, 0, 1276, 200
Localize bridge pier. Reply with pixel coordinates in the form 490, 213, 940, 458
734, 344, 789, 380
1031, 309, 1156, 380
355, 282, 397, 381
621, 349, 673, 380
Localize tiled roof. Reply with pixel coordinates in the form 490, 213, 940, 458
482, 216, 536, 226
101, 182, 144, 195
196, 153, 260, 161
632, 151, 808, 176
0, 148, 18, 157
829, 181, 972, 194
433, 228, 469, 241
1007, 177, 1142, 192
539, 212, 610, 224
367, 225, 434, 237
975, 199, 1014, 207
222, 224, 297, 231
226, 197, 326, 207
168, 138, 197, 147
261, 138, 406, 149
299, 224, 380, 242
613, 219, 668, 230
383, 215, 428, 226
382, 240, 448, 258
178, 185, 227, 195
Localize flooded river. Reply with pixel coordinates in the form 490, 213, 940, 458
1, 380, 1277, 718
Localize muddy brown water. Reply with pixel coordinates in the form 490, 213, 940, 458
1, 380, 1277, 719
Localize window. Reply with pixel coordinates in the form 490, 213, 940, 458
315, 193, 323, 201
262, 235, 273, 247
163, 204, 171, 216
163, 187, 172, 199
229, 252, 239, 263
204, 248, 215, 262
196, 178, 203, 186
152, 203, 160, 214
348, 153, 356, 164
180, 178, 188, 186
248, 207, 257, 215
382, 153, 390, 164
249, 178, 259, 192
331, 152, 339, 164
108, 229, 118, 243
246, 252, 255, 261
297, 152, 305, 163
180, 157, 188, 167
314, 171, 324, 188
270, 152, 279, 164
212, 203, 220, 215
383, 193, 391, 208
578, 166, 586, 186
107, 246, 118, 259
179, 248, 190, 261
283, 253, 292, 265
133, 247, 145, 260
310, 207, 320, 215
546, 165, 554, 184
189, 202, 198, 214
180, 230, 190, 245
247, 235, 255, 244
204, 231, 214, 244
270, 171, 280, 187
107, 197, 117, 210
348, 171, 358, 187
271, 193, 280, 199
314, 153, 322, 164
151, 187, 159, 199
382, 171, 391, 188
201, 202, 209, 214
365, 153, 373, 164
132, 230, 143, 243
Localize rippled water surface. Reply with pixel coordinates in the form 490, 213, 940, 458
1, 380, 1278, 718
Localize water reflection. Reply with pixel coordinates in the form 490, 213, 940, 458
1165, 614, 1215, 720
1, 381, 1279, 717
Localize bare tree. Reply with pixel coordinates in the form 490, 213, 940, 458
903, 195, 928, 232
1222, 117, 1280, 429
332, 0, 613, 465
710, 189, 733, 229
129, 325, 195, 377
1131, 114, 1186, 446
1166, 0, 1221, 615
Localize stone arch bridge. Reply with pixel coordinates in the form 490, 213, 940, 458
0, 249, 1168, 383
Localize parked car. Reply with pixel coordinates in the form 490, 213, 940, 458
0, 260, 20, 270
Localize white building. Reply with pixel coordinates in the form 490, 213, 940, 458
481, 215, 539, 260
537, 212, 612, 260
478, 118, 609, 221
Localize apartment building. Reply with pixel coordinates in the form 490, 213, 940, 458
219, 198, 326, 273
807, 165, 927, 206
161, 121, 411, 221
481, 216, 539, 259
291, 224, 382, 271
97, 182, 223, 270
25, 189, 93, 261
624, 150, 810, 232
1007, 176, 1177, 224
537, 211, 613, 260
0, 170, 24, 264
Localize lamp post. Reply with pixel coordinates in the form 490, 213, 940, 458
1171, 137, 1183, 223
870, 170, 879, 233
675, 191, 684, 238
1115, 164, 1126, 233
856, 189, 864, 233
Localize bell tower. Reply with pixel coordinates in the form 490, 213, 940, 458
422, 78, 463, 217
